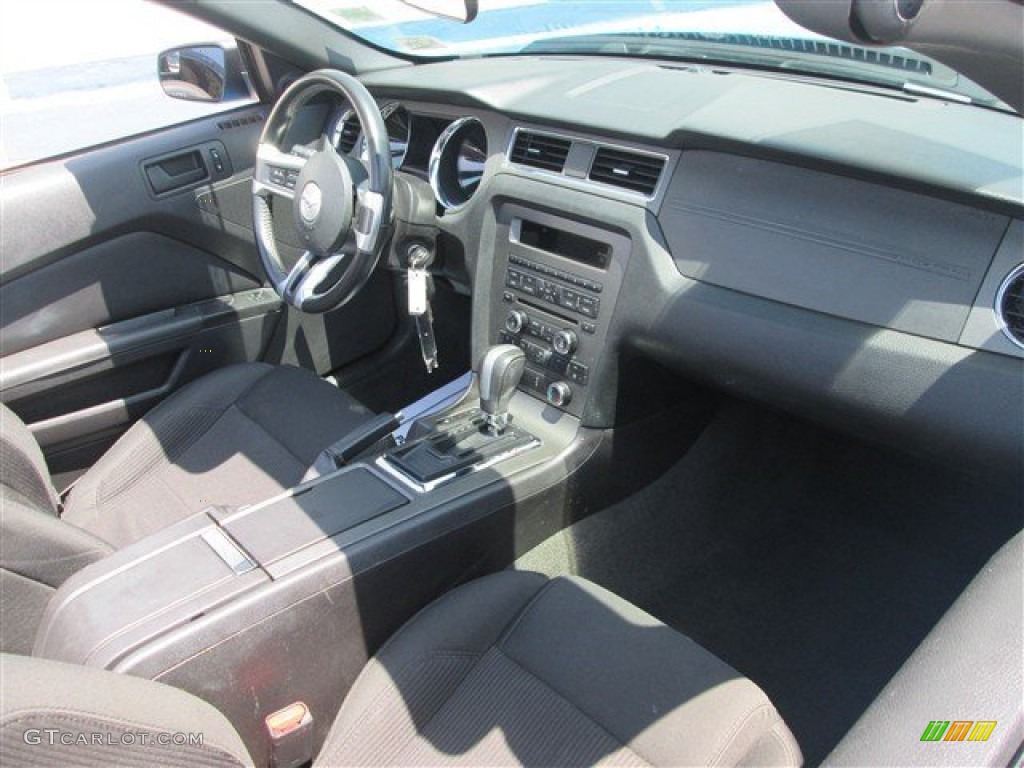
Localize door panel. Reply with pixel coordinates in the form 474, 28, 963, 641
0, 102, 398, 478
0, 232, 260, 354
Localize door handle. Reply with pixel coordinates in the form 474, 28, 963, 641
144, 150, 209, 195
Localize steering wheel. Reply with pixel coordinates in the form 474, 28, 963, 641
252, 70, 393, 313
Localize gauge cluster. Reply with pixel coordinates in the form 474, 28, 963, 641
325, 100, 488, 213
428, 117, 487, 212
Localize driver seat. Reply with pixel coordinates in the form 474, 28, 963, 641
0, 362, 375, 651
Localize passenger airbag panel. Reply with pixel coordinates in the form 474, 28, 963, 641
660, 151, 1008, 342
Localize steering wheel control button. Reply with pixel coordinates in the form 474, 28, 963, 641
552, 329, 578, 356
546, 381, 573, 408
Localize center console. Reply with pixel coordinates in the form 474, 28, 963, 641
28, 192, 635, 767
32, 372, 593, 764
490, 203, 632, 419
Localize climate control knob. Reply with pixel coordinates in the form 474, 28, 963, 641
504, 310, 528, 334
552, 329, 578, 356
546, 381, 573, 408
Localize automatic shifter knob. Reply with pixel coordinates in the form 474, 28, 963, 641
479, 344, 526, 434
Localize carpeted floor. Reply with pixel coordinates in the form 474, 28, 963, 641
516, 402, 1022, 765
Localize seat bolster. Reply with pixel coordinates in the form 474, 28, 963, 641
0, 487, 113, 654
1, 403, 58, 514
736, 719, 804, 767
0, 654, 252, 768
234, 364, 375, 467
1, 487, 112, 587
497, 575, 802, 767
318, 572, 549, 765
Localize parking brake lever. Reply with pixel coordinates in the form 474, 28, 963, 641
306, 412, 401, 479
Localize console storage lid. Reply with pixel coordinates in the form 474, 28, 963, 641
33, 466, 408, 665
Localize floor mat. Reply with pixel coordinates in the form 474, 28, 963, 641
516, 402, 1022, 765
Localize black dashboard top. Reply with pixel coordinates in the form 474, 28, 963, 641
361, 55, 1023, 212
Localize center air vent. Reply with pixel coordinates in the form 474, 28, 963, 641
510, 131, 571, 172
589, 147, 665, 196
997, 264, 1024, 348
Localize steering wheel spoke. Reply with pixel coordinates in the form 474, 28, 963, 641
281, 250, 317, 303
354, 184, 386, 254
253, 144, 307, 200
291, 252, 348, 308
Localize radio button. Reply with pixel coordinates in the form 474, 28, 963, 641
523, 339, 551, 366
552, 329, 578, 356
559, 288, 581, 311
520, 366, 546, 392
547, 355, 570, 376
568, 361, 590, 386
505, 310, 528, 334
546, 381, 573, 408
578, 296, 600, 318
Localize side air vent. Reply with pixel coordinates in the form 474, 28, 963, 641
336, 113, 362, 154
589, 147, 665, 196
510, 131, 571, 172
217, 113, 264, 131
997, 264, 1024, 348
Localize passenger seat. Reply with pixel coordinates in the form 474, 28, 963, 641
0, 571, 802, 766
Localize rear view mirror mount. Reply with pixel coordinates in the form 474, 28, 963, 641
394, 0, 478, 23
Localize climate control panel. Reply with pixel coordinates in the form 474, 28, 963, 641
498, 306, 590, 410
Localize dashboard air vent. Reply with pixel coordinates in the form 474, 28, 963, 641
217, 113, 264, 131
997, 264, 1024, 348
510, 131, 571, 172
589, 147, 665, 196
336, 114, 361, 154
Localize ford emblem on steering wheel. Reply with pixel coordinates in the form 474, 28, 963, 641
299, 181, 322, 225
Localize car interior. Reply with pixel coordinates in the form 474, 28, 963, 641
0, 0, 1021, 766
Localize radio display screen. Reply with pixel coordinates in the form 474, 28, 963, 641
518, 219, 611, 270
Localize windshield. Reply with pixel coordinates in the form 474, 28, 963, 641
295, 0, 1006, 109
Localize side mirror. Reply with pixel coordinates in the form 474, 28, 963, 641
158, 44, 250, 103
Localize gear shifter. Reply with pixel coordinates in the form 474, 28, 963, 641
479, 344, 526, 434
382, 344, 536, 489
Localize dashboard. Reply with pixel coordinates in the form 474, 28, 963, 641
286, 96, 490, 215
292, 55, 1023, 469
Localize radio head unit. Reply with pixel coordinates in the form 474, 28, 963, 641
491, 205, 632, 421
